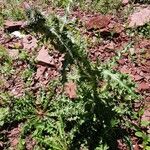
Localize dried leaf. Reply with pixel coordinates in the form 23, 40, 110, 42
134, 143, 140, 150
0, 141, 3, 148
113, 23, 124, 33
105, 41, 115, 50
23, 2, 31, 10
65, 81, 77, 99
25, 135, 36, 150
122, 0, 129, 5
118, 59, 126, 65
86, 15, 111, 30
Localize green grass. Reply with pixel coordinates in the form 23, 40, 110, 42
1, 0, 25, 22
84, 0, 122, 14
50, 0, 122, 14
0, 45, 13, 75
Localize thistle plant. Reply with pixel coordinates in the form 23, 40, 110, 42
0, 5, 144, 150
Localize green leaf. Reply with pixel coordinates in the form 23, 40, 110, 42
145, 146, 150, 150
0, 107, 9, 126
141, 121, 150, 127
135, 131, 143, 138
102, 70, 135, 95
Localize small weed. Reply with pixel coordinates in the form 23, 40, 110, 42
135, 131, 150, 150
91, 0, 122, 14
0, 107, 9, 126
126, 23, 150, 39
137, 23, 150, 39
0, 45, 13, 75
18, 51, 29, 61
1, 0, 25, 21
51, 0, 122, 14
22, 68, 34, 81
0, 16, 4, 27
0, 2, 4, 27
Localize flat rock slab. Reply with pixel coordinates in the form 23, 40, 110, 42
4, 20, 25, 32
36, 46, 55, 66
128, 7, 150, 28
8, 49, 19, 59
